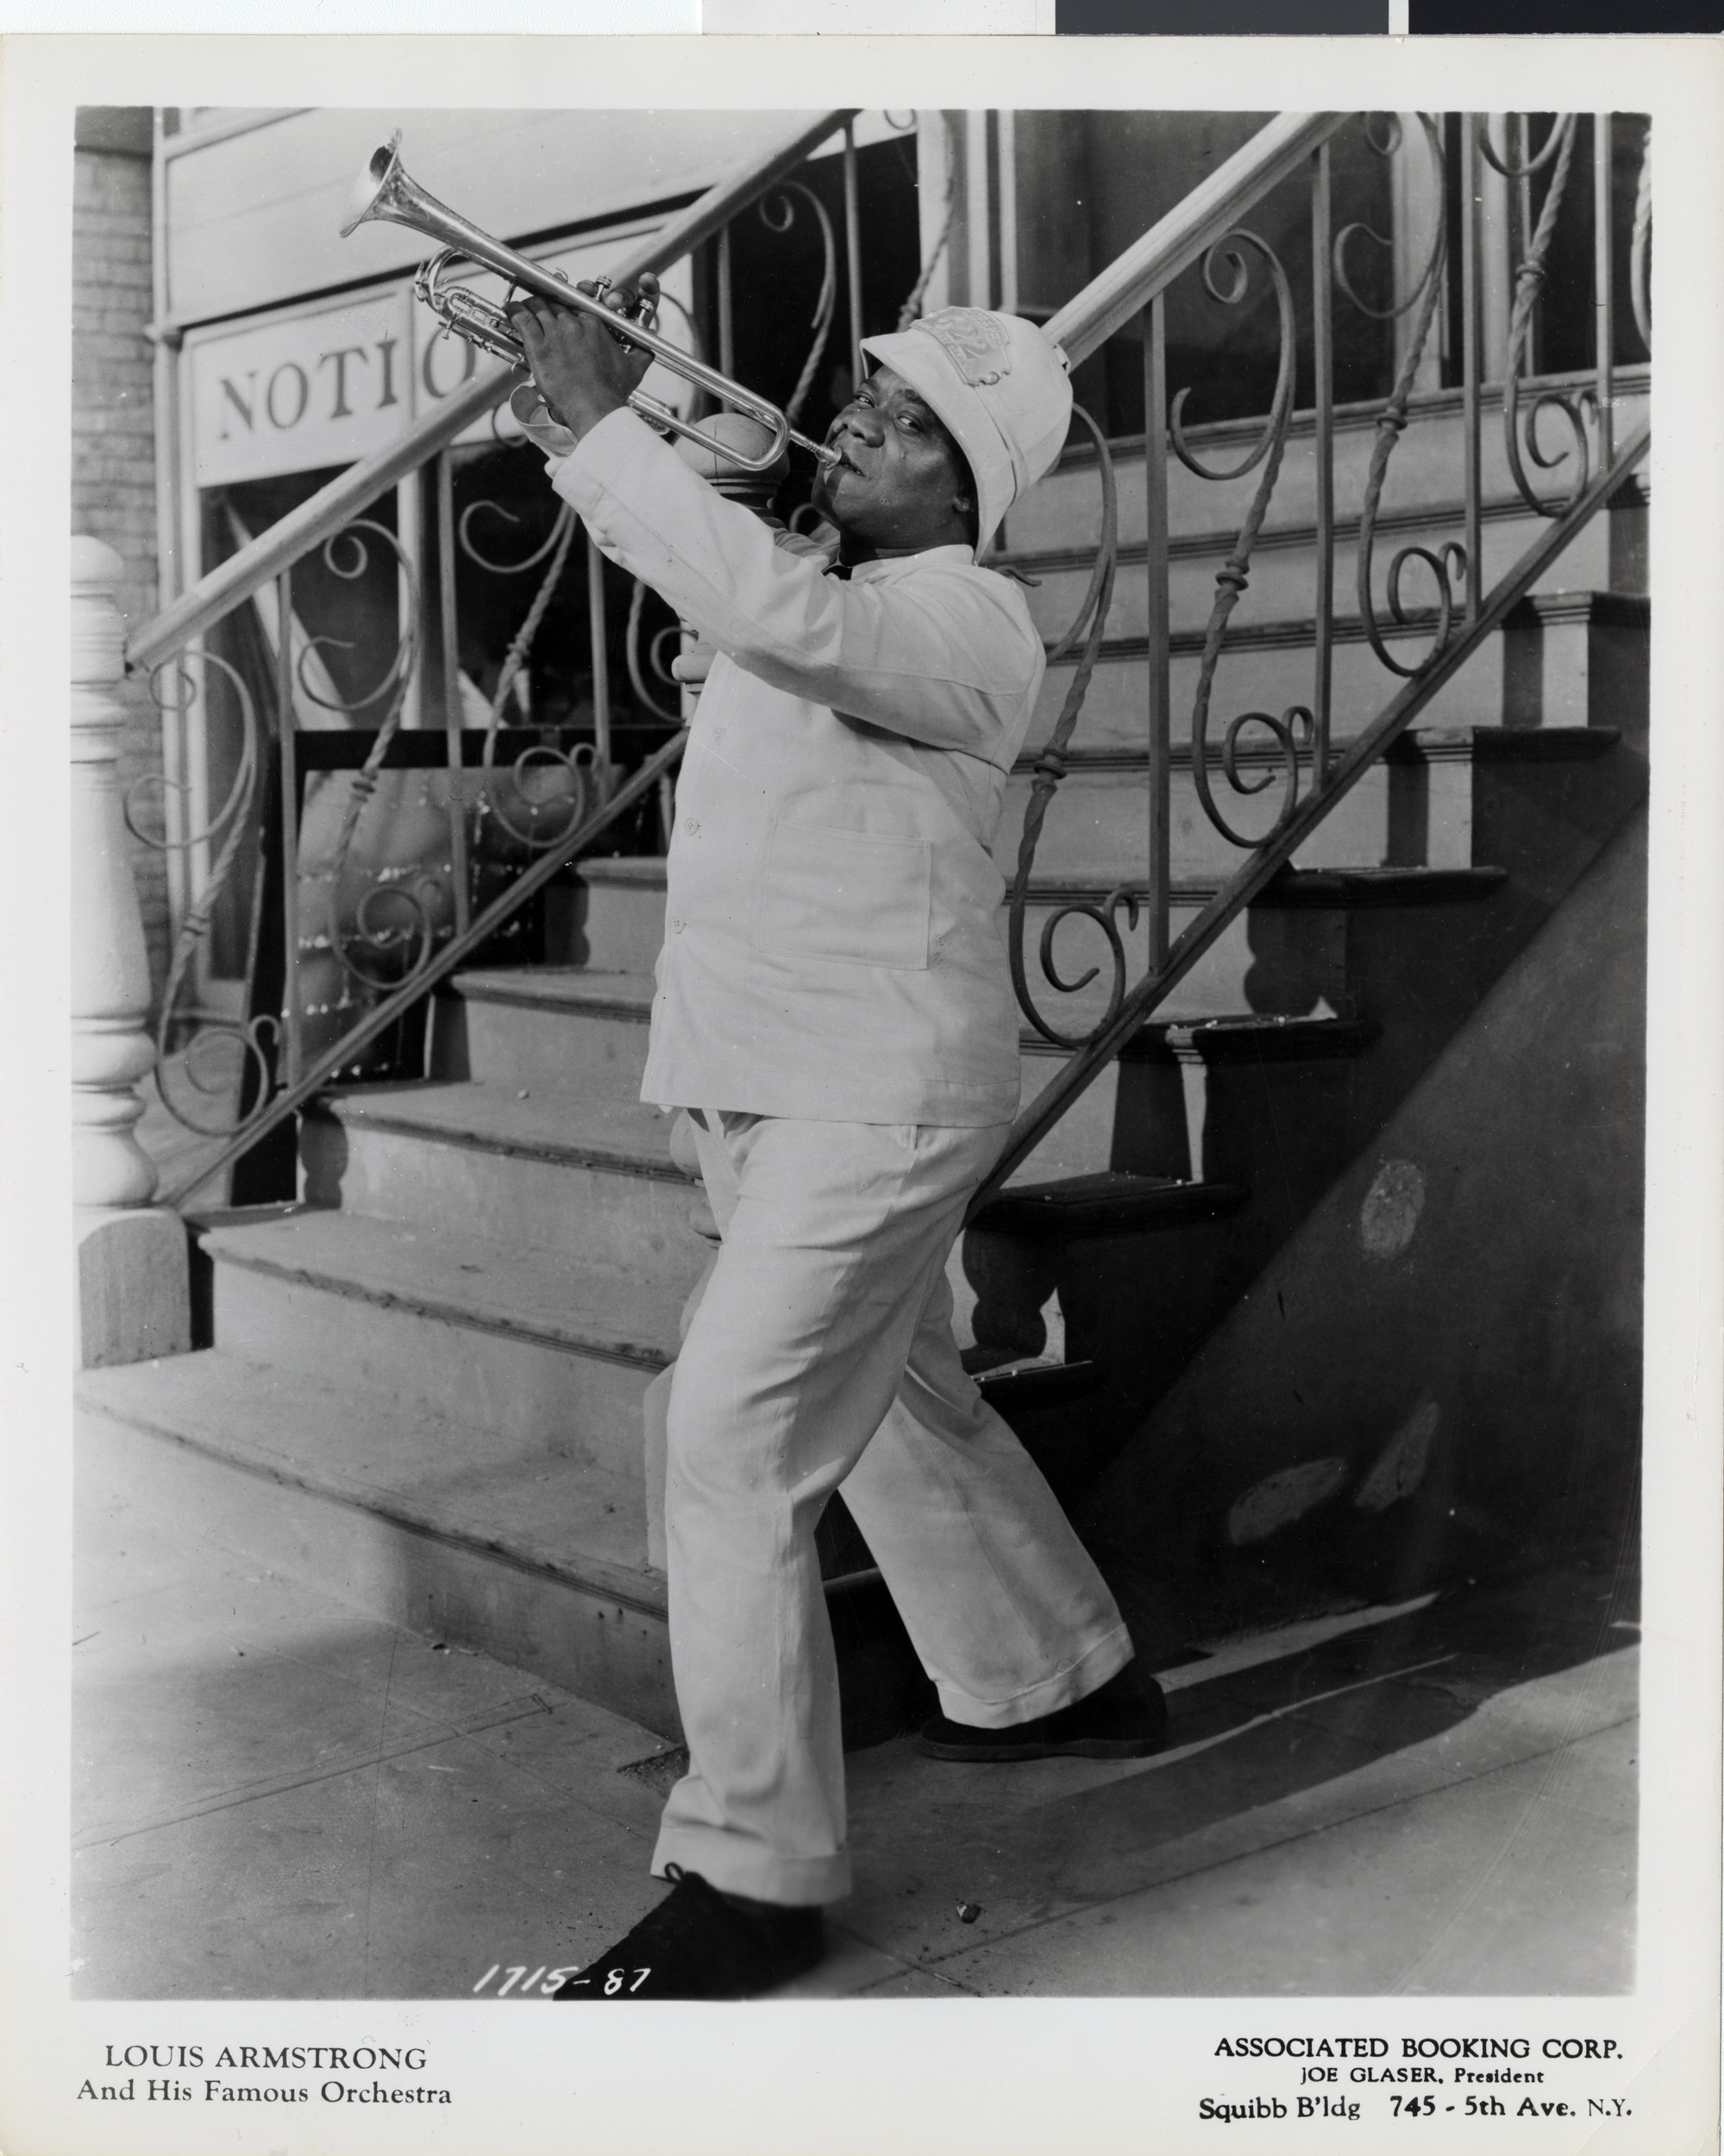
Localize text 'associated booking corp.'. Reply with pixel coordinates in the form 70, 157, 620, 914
1200, 2035, 1633, 2127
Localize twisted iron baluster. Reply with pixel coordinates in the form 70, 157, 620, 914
1175, 230, 1312, 848
129, 652, 280, 1137
1482, 115, 1591, 519
1630, 125, 1652, 356
453, 492, 602, 855
296, 519, 417, 722
479, 505, 597, 851
1007, 407, 1126, 1050
758, 184, 837, 425
1353, 116, 1467, 680
313, 522, 437, 996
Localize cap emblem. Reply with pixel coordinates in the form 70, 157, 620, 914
914, 307, 1014, 387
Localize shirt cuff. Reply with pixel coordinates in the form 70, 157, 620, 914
552, 405, 672, 515
509, 383, 579, 467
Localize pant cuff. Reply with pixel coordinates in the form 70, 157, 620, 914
932, 1622, 1135, 1730
650, 1825, 850, 1908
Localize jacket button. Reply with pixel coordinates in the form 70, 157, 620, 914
671, 917, 686, 934
684, 818, 700, 836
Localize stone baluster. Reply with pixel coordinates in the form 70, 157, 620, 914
72, 536, 190, 1367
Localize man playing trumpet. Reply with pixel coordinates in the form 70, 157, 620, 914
508, 275, 1164, 2000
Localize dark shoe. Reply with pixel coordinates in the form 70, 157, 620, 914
552, 1865, 825, 2000
916, 1664, 1168, 1762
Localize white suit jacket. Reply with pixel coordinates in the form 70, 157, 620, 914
550, 409, 1044, 1126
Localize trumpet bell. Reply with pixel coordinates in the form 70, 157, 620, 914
339, 131, 404, 239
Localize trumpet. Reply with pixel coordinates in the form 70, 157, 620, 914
342, 134, 838, 475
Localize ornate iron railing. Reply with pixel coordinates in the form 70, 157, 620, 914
979, 108, 1650, 1212
123, 108, 1649, 1219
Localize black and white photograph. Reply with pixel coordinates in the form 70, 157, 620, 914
3, 28, 1719, 2156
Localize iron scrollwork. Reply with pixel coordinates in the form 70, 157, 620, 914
456, 492, 607, 859
1176, 228, 1317, 850
1349, 113, 1470, 680
1006, 406, 1126, 1050
758, 184, 838, 426
305, 519, 444, 1009
128, 651, 279, 1136
1480, 114, 1594, 520
626, 574, 689, 727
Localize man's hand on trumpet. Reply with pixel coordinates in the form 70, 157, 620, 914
508, 273, 660, 446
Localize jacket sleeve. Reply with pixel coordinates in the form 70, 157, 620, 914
549, 408, 1040, 761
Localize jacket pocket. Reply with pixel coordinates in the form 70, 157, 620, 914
756, 818, 931, 971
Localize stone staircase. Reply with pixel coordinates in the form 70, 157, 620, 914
78, 371, 1651, 1740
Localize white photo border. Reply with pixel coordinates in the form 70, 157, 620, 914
3, 30, 1719, 2155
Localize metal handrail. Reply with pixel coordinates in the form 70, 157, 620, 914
128, 107, 857, 675
966, 420, 1652, 1220
1044, 112, 1347, 368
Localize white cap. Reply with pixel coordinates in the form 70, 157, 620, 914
860, 308, 1073, 550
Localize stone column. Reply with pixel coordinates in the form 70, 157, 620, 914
71, 535, 191, 1367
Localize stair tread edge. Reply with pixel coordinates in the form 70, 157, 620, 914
317, 1083, 692, 1180
200, 1213, 684, 1365
78, 1353, 666, 1615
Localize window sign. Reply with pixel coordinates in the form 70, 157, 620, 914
189, 290, 415, 487
188, 222, 697, 485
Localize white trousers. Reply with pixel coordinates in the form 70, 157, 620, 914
650, 1111, 1132, 1906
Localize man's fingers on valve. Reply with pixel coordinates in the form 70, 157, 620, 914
505, 295, 567, 354
576, 271, 661, 326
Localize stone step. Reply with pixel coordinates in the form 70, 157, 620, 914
1026, 591, 1648, 755
1001, 744, 1396, 883
74, 1340, 1107, 1747
75, 1348, 678, 1733
1008, 1013, 1383, 1188
304, 1081, 705, 1288
999, 722, 1623, 887
449, 967, 655, 1098
997, 373, 1650, 555
204, 1208, 680, 1484
1006, 485, 1643, 649
972, 1169, 1249, 1238
544, 856, 668, 976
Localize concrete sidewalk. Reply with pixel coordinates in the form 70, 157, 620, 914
72, 1410, 1636, 2000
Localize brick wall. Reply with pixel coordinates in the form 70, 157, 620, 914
72, 113, 170, 1003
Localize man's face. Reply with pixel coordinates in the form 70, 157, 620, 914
812, 365, 975, 555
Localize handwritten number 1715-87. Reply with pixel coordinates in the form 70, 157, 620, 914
472, 1964, 650, 1996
